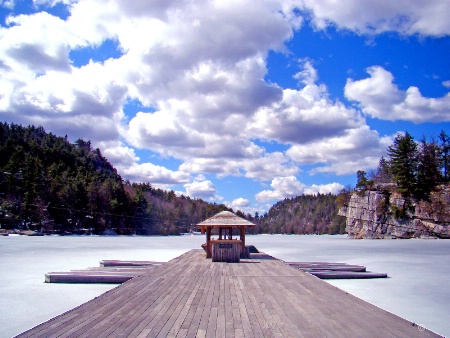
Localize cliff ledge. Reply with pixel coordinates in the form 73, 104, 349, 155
339, 186, 450, 239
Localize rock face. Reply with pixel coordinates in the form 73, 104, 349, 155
339, 187, 450, 239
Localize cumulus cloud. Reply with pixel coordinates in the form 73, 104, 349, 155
248, 61, 364, 144
184, 180, 222, 201
97, 141, 139, 171
255, 176, 306, 202
228, 197, 259, 216
123, 163, 190, 186
304, 183, 344, 195
301, 0, 450, 36
231, 198, 251, 208
345, 66, 450, 123
286, 125, 393, 175
179, 151, 299, 180
247, 61, 386, 176
255, 176, 343, 202
0, 1, 293, 142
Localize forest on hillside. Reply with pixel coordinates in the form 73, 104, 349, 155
250, 194, 346, 235
0, 123, 232, 235
0, 123, 342, 235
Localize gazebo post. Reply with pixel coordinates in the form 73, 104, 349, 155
239, 226, 246, 253
206, 227, 212, 258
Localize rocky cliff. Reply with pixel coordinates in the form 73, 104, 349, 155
339, 186, 450, 239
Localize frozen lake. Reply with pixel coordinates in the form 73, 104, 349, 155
1, 235, 449, 337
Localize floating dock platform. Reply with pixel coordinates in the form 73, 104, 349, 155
287, 261, 388, 279
45, 260, 163, 283
18, 250, 439, 337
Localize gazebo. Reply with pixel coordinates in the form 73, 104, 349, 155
198, 211, 255, 262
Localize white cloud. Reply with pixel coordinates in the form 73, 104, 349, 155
123, 163, 190, 186
242, 152, 299, 180
179, 151, 299, 181
248, 61, 364, 145
184, 180, 222, 201
231, 198, 251, 208
0, 11, 128, 142
32, 0, 76, 7
286, 125, 392, 175
255, 176, 306, 202
255, 176, 344, 202
1, 12, 85, 71
227, 198, 263, 216
245, 59, 381, 192
301, 0, 450, 36
97, 141, 139, 171
293, 59, 318, 85
443, 80, 450, 88
304, 182, 344, 195
345, 66, 450, 123
0, 0, 15, 9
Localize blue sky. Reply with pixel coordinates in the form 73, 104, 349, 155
0, 0, 449, 215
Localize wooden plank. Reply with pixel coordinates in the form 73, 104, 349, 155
189, 265, 215, 338
231, 276, 255, 338
215, 275, 226, 338
100, 260, 163, 267
205, 276, 219, 338
223, 276, 234, 338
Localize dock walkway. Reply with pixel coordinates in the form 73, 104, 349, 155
17, 250, 439, 337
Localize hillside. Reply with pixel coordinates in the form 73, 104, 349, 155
0, 123, 341, 235
251, 194, 346, 235
0, 123, 231, 235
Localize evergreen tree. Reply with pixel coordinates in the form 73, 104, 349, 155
356, 170, 374, 191
416, 138, 441, 200
371, 156, 391, 184
439, 130, 450, 182
387, 132, 418, 197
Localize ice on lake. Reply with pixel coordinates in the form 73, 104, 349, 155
1, 235, 449, 337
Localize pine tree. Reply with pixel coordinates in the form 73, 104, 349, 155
356, 170, 374, 191
387, 132, 418, 197
415, 138, 441, 200
371, 156, 392, 184
439, 130, 450, 182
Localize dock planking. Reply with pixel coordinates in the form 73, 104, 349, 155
17, 250, 440, 337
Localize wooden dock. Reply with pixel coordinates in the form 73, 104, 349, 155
17, 250, 440, 337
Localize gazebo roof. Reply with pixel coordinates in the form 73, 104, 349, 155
197, 211, 255, 228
